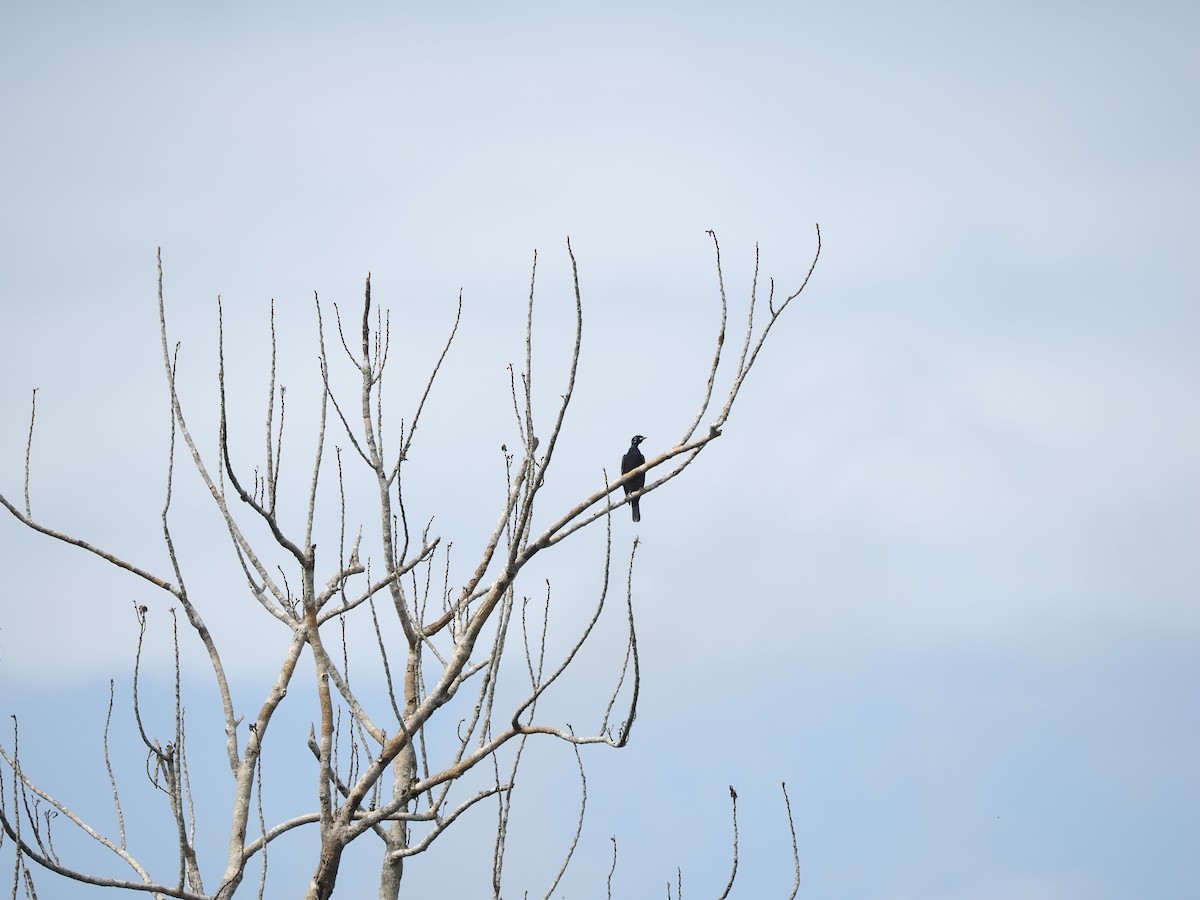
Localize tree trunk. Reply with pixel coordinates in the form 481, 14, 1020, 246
378, 822, 405, 900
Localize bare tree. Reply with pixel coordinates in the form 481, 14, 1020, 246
0, 229, 820, 899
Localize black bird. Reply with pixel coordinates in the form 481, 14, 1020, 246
621, 435, 646, 523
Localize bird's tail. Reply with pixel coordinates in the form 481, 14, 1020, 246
631, 499, 641, 523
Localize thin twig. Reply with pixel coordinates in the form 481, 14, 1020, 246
393, 290, 463, 480
0, 743, 164, 894
680, 229, 729, 446
607, 836, 618, 900
782, 782, 800, 900
264, 299, 278, 514
542, 731, 586, 898
102, 681, 125, 849
717, 786, 739, 900
22, 388, 36, 517
216, 298, 306, 565
0, 495, 176, 594
255, 752, 267, 900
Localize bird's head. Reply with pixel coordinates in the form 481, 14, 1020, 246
630, 435, 646, 447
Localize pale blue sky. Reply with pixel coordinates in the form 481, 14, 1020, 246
2, 2, 1198, 898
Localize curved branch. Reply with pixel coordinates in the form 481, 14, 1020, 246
156, 256, 293, 622
679, 229, 729, 445
318, 539, 439, 624
385, 783, 509, 861
542, 734, 586, 898
711, 224, 821, 430
717, 786, 739, 900
304, 295, 330, 556
0, 745, 177, 897
782, 781, 800, 900
0, 494, 177, 594
527, 237, 584, 518
22, 387, 36, 517
217, 299, 307, 566
156, 294, 242, 772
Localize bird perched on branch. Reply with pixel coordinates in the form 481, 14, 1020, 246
621, 435, 646, 523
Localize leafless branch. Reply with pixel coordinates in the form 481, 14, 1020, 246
0, 740, 164, 895
392, 290, 463, 481
254, 753, 266, 900
680, 229, 729, 445
102, 681, 126, 850
607, 835, 618, 900
782, 782, 800, 900
0, 494, 177, 594
717, 786, 739, 900
263, 300, 278, 515
22, 388, 36, 518
386, 782, 510, 861
542, 733, 587, 898
217, 299, 307, 566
